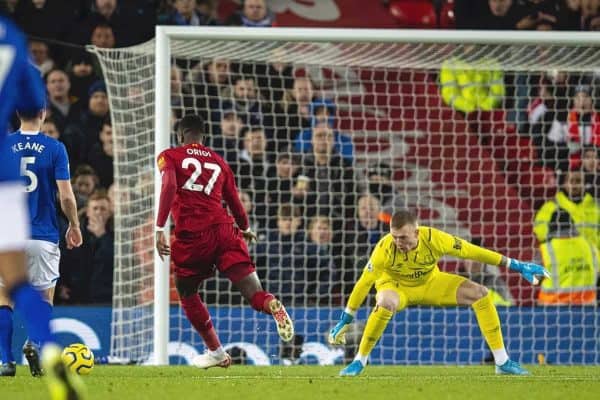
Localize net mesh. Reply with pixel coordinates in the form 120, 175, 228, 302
91, 35, 600, 365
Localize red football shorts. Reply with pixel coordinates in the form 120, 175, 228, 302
171, 224, 255, 283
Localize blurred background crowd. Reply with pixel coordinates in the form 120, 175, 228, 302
3, 0, 599, 309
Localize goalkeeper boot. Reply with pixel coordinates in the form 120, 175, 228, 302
192, 351, 232, 369
269, 299, 294, 342
23, 340, 44, 377
42, 344, 87, 400
0, 361, 16, 377
339, 360, 365, 377
495, 359, 529, 375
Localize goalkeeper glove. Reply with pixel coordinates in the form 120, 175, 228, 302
508, 258, 550, 285
328, 311, 354, 345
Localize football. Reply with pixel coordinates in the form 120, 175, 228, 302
61, 343, 94, 375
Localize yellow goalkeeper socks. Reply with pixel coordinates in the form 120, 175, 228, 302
472, 292, 508, 365
357, 306, 394, 363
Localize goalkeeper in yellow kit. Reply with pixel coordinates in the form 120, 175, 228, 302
329, 210, 549, 376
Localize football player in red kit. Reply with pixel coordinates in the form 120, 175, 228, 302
155, 115, 294, 368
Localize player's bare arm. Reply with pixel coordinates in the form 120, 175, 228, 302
56, 179, 82, 249
155, 229, 170, 261
155, 153, 177, 261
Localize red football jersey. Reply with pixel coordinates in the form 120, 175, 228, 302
156, 143, 249, 235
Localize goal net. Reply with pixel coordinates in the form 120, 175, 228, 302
90, 28, 600, 366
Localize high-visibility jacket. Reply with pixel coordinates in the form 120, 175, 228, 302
567, 111, 600, 169
440, 57, 505, 114
538, 236, 598, 305
534, 191, 600, 250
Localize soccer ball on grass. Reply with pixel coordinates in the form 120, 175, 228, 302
61, 343, 94, 375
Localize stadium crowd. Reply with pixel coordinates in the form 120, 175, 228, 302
3, 0, 599, 307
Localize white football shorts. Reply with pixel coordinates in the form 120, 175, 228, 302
0, 240, 60, 290
0, 182, 29, 253
24, 240, 61, 290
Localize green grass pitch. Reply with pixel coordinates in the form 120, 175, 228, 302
4, 365, 600, 400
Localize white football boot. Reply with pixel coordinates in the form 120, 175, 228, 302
268, 299, 294, 342
192, 351, 232, 369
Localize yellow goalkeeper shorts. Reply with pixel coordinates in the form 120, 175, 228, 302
375, 270, 467, 311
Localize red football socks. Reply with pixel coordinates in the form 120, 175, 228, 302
250, 291, 276, 314
180, 294, 221, 351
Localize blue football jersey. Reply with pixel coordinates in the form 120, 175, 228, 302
6, 131, 70, 243
0, 17, 46, 183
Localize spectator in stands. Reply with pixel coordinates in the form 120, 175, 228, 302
226, 0, 275, 27
535, 168, 600, 247
238, 189, 265, 237
42, 115, 84, 170
582, 0, 600, 29
266, 153, 302, 223
306, 215, 340, 305
366, 162, 394, 207
567, 84, 600, 168
210, 106, 244, 163
29, 40, 54, 77
297, 124, 357, 228
340, 194, 387, 293
84, 23, 114, 80
237, 126, 271, 225
256, 204, 327, 306
226, 75, 272, 129
308, 215, 334, 254
440, 45, 505, 115
14, 0, 81, 41
582, 146, 600, 197
189, 59, 232, 122
158, 0, 218, 26
558, 0, 583, 30
350, 193, 387, 250
90, 22, 116, 49
46, 69, 83, 132
66, 51, 99, 105
294, 99, 354, 162
255, 204, 300, 303
41, 116, 60, 140
275, 76, 316, 151
171, 65, 194, 118
529, 73, 571, 171
482, 0, 521, 28
87, 117, 114, 188
72, 165, 100, 211
455, 0, 521, 30
254, 49, 295, 103
514, 0, 560, 30
83, 190, 114, 303
58, 190, 114, 304
78, 80, 110, 157
534, 169, 599, 305
197, 0, 219, 19
74, 0, 152, 47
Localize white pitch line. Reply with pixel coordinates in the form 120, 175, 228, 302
185, 376, 600, 382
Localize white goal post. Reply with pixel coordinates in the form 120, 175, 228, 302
92, 27, 600, 366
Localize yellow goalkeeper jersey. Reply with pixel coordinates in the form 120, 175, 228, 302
346, 226, 503, 310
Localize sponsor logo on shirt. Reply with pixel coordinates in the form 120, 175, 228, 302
453, 237, 462, 251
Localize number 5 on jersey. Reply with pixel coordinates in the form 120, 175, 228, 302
182, 157, 221, 195
21, 156, 37, 192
